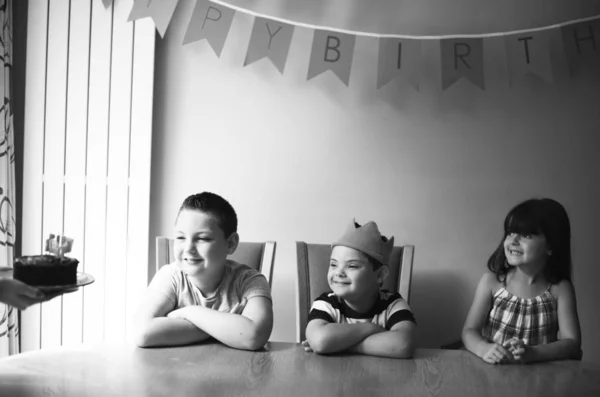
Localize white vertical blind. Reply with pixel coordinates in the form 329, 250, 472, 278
21, 0, 49, 353
21, 0, 155, 351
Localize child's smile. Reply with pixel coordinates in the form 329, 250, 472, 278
503, 232, 549, 267
174, 210, 231, 278
327, 246, 381, 305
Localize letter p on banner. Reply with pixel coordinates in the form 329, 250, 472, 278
183, 0, 236, 57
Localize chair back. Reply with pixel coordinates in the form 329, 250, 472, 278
155, 237, 276, 286
295, 242, 414, 342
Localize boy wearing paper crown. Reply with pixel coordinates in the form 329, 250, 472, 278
302, 219, 416, 358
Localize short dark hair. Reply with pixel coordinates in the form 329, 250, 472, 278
487, 198, 572, 284
177, 192, 238, 237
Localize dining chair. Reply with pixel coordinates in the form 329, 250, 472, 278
155, 237, 276, 286
295, 242, 415, 342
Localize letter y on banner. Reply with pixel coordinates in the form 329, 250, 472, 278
183, 0, 236, 57
244, 17, 295, 74
307, 30, 356, 86
127, 0, 180, 37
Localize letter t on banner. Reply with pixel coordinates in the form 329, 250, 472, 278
127, 0, 180, 38
244, 17, 295, 74
183, 0, 236, 57
440, 38, 485, 91
307, 30, 356, 86
504, 30, 553, 85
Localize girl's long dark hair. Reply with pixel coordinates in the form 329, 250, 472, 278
487, 198, 572, 284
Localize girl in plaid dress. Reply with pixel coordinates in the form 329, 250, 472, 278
462, 198, 582, 364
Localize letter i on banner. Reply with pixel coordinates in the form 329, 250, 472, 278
440, 38, 485, 91
561, 18, 600, 77
244, 17, 295, 74
183, 0, 236, 57
504, 30, 553, 85
377, 38, 421, 90
127, 0, 181, 37
307, 30, 356, 86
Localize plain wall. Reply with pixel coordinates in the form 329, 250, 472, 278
148, 1, 600, 362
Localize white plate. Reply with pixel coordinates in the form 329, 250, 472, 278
0, 267, 95, 293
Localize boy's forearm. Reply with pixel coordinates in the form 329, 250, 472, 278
135, 317, 210, 348
307, 323, 384, 354
529, 339, 582, 362
462, 328, 489, 358
177, 306, 269, 351
349, 329, 415, 358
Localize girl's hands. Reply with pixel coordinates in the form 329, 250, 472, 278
504, 338, 535, 363
481, 342, 514, 364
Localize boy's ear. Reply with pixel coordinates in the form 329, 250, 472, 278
377, 266, 389, 284
227, 232, 239, 255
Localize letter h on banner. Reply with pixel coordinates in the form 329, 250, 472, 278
561, 18, 600, 77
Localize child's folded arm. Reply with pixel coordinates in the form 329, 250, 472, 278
305, 318, 384, 354
462, 273, 497, 358
348, 320, 416, 358
134, 289, 210, 348
168, 296, 273, 351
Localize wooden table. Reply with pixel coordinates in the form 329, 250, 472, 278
1, 342, 599, 397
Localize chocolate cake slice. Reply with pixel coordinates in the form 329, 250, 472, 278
14, 255, 79, 286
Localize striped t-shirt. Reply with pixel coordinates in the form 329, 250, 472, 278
308, 290, 416, 329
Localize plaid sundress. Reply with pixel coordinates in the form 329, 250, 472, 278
481, 285, 558, 346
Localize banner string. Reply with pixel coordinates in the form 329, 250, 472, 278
211, 0, 600, 39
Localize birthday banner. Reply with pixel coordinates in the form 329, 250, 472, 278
107, 0, 600, 90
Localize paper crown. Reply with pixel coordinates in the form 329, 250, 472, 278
332, 219, 394, 265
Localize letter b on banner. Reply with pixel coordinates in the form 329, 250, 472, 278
308, 30, 356, 86
325, 36, 341, 63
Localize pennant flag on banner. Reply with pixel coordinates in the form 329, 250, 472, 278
307, 30, 356, 86
244, 17, 295, 74
504, 30, 553, 85
183, 0, 236, 57
377, 38, 421, 90
561, 18, 600, 77
127, 0, 180, 38
102, 0, 112, 8
440, 38, 485, 90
